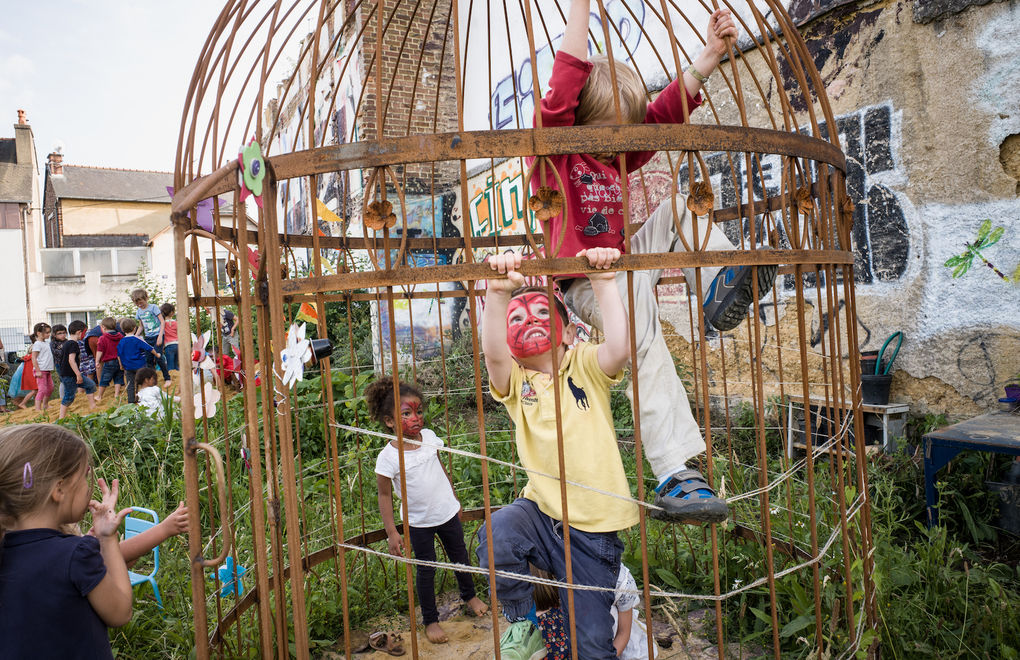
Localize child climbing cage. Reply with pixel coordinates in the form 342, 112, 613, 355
170, 0, 877, 658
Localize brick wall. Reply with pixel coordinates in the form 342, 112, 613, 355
359, 0, 460, 195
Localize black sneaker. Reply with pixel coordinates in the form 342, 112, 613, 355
702, 263, 779, 331
651, 469, 728, 523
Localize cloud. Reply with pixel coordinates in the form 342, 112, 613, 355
0, 54, 36, 92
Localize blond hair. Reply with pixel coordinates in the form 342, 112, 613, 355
0, 424, 90, 558
575, 55, 648, 126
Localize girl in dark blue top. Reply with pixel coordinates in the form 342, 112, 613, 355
0, 424, 134, 659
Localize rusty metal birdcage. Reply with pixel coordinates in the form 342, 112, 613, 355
171, 0, 877, 658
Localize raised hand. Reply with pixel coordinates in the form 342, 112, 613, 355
705, 9, 738, 57
89, 478, 133, 539
579, 247, 622, 281
164, 501, 190, 536
486, 252, 526, 294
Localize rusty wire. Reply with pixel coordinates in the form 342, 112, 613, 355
172, 0, 876, 658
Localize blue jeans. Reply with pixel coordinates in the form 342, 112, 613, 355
476, 498, 622, 659
59, 375, 97, 406
98, 361, 124, 387
164, 343, 179, 371
144, 336, 170, 381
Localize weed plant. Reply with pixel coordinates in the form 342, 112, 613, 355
31, 361, 1020, 658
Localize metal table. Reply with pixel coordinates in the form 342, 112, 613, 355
923, 410, 1020, 527
785, 394, 909, 459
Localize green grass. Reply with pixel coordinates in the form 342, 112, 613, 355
36, 375, 1020, 658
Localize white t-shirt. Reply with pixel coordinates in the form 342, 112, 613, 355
374, 428, 461, 528
137, 385, 167, 418
31, 340, 54, 371
612, 564, 658, 660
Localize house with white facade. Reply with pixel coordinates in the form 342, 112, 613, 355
0, 110, 41, 354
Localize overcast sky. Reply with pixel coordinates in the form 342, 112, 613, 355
1, 0, 226, 173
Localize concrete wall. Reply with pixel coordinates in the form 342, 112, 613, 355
779, 0, 1020, 412
0, 226, 30, 350
60, 199, 169, 239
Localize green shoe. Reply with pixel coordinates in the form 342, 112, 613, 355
494, 620, 547, 660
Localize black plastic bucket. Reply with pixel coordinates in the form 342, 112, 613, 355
860, 350, 886, 376
861, 374, 892, 405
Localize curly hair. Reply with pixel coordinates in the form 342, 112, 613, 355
364, 376, 425, 426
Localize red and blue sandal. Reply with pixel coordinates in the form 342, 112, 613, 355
651, 469, 728, 523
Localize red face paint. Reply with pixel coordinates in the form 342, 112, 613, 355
398, 398, 424, 438
506, 292, 562, 359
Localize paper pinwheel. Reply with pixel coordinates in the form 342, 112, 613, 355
209, 556, 247, 598
280, 323, 312, 387
238, 139, 266, 208
193, 381, 221, 419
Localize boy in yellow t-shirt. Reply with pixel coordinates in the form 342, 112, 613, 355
478, 247, 636, 660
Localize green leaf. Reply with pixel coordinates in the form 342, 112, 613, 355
655, 567, 682, 590
749, 606, 773, 625
780, 614, 815, 638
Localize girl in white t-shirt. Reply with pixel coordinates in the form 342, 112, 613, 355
30, 323, 55, 412
368, 377, 488, 645
612, 564, 659, 659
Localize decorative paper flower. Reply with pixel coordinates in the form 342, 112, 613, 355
209, 556, 247, 598
796, 187, 815, 215
364, 200, 396, 231
280, 323, 312, 387
686, 181, 715, 216
238, 139, 266, 208
528, 187, 564, 222
193, 381, 221, 419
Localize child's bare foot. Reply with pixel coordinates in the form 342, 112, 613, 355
466, 596, 489, 616
424, 622, 448, 644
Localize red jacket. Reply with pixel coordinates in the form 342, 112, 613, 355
95, 332, 124, 363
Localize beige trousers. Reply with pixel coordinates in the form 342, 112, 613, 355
563, 198, 735, 479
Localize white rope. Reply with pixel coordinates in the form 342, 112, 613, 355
333, 415, 862, 512
332, 423, 667, 513
325, 494, 865, 604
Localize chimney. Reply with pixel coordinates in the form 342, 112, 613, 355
48, 151, 64, 176
14, 111, 34, 165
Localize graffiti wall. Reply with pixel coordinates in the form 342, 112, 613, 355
451, 0, 1020, 412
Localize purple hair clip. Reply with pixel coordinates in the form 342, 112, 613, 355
22, 462, 33, 489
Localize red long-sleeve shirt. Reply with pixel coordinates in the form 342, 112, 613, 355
529, 51, 702, 260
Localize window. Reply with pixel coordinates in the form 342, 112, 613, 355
49, 311, 101, 329
205, 258, 228, 287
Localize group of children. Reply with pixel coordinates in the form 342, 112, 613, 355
8, 289, 186, 418
371, 4, 775, 658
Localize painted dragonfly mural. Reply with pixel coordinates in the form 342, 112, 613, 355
944, 219, 1019, 283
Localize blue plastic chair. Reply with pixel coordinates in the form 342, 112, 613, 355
125, 507, 163, 609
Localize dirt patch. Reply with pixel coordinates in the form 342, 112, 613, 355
0, 369, 240, 426
317, 592, 757, 659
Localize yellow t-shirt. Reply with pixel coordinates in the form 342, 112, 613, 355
491, 342, 639, 533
